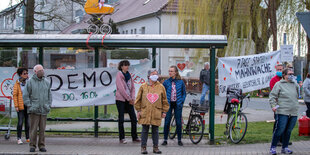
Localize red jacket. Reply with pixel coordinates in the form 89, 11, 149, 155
269, 75, 282, 91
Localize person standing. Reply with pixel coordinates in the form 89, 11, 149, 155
115, 60, 140, 144
269, 63, 284, 146
269, 68, 301, 155
23, 64, 52, 152
135, 69, 169, 154
199, 62, 210, 105
162, 66, 186, 146
270, 64, 284, 91
303, 73, 310, 118
13, 67, 30, 145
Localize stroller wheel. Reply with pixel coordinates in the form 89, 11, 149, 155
100, 24, 112, 34
87, 25, 99, 34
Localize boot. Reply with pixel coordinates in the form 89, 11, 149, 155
153, 146, 162, 154
141, 146, 148, 154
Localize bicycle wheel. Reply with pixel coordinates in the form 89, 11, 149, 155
168, 114, 177, 139
229, 112, 247, 144
188, 115, 204, 144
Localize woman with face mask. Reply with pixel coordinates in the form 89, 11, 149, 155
162, 66, 186, 146
135, 69, 169, 154
13, 67, 30, 144
269, 68, 302, 155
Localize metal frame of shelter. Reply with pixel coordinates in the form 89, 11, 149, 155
0, 34, 227, 144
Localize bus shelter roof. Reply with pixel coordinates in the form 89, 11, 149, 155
0, 34, 227, 48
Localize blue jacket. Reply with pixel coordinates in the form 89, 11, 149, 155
163, 77, 186, 105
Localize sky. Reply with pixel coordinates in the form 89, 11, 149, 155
0, 0, 19, 12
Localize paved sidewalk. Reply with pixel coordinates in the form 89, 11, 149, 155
0, 137, 309, 154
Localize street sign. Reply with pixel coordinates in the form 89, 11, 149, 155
296, 12, 310, 39
280, 45, 294, 62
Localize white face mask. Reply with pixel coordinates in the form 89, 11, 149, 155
149, 75, 159, 82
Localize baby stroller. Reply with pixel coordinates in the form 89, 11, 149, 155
223, 87, 243, 114
84, 0, 115, 34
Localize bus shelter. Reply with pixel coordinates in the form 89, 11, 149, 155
0, 34, 227, 144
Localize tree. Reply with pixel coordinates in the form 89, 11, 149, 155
8, 0, 86, 34
250, 0, 281, 54
25, 0, 34, 34
301, 0, 310, 76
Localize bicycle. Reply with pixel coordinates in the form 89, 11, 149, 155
223, 87, 250, 144
168, 92, 208, 144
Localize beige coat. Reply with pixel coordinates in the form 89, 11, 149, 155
135, 81, 169, 126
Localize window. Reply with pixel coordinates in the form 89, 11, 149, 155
183, 20, 195, 34
141, 27, 145, 34
131, 29, 133, 34
126, 30, 128, 34
134, 29, 137, 34
122, 31, 124, 34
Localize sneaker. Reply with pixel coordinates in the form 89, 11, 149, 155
26, 139, 30, 143
153, 146, 162, 154
161, 141, 167, 146
120, 139, 127, 144
133, 138, 141, 143
29, 148, 35, 152
281, 148, 293, 154
39, 148, 47, 152
178, 141, 183, 146
270, 147, 277, 155
17, 139, 23, 145
141, 146, 148, 154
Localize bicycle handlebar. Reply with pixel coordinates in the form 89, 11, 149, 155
187, 92, 198, 96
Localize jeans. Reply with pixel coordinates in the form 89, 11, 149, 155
163, 102, 183, 141
116, 100, 138, 140
305, 102, 310, 118
200, 83, 210, 105
17, 106, 29, 140
29, 114, 47, 149
141, 125, 159, 147
272, 113, 283, 143
271, 114, 297, 148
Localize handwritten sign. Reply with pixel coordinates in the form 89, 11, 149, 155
0, 61, 150, 107
280, 45, 294, 62
218, 51, 281, 97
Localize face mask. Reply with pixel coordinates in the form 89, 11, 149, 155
276, 71, 282, 77
37, 70, 44, 78
149, 75, 159, 82
287, 75, 294, 82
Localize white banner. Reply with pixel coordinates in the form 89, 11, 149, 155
218, 51, 281, 97
0, 61, 150, 107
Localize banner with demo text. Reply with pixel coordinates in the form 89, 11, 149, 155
0, 61, 150, 107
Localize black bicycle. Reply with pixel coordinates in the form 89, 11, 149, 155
168, 92, 208, 144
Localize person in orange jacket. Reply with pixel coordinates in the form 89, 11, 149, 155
13, 67, 29, 145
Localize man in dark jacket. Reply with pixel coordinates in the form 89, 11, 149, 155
23, 64, 52, 152
199, 62, 210, 105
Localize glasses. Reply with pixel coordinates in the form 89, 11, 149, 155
22, 72, 28, 75
288, 73, 294, 75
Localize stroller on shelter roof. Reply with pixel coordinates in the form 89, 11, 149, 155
84, 0, 115, 34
